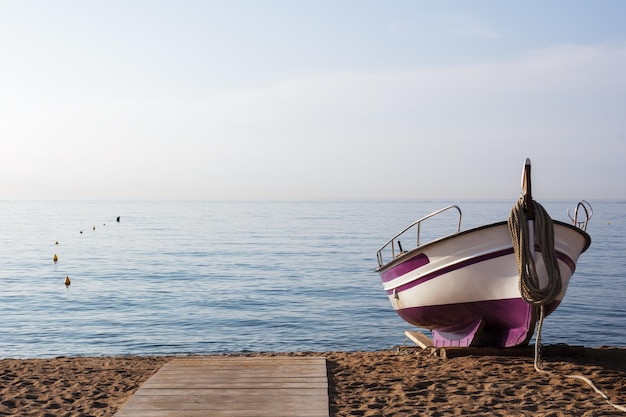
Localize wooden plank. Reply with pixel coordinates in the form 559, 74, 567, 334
404, 330, 435, 348
114, 356, 329, 417
122, 393, 328, 405
147, 369, 325, 378
166, 357, 325, 366
128, 388, 323, 396
129, 386, 327, 397
140, 381, 328, 389
121, 398, 328, 411
115, 409, 328, 417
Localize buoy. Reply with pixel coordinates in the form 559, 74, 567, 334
55, 241, 59, 245
80, 230, 83, 234
53, 254, 58, 263
93, 226, 96, 231
117, 216, 120, 222
64, 276, 71, 286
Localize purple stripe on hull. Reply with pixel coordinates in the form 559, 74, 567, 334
384, 248, 577, 296
385, 248, 512, 295
555, 250, 576, 274
380, 253, 429, 282
395, 298, 561, 347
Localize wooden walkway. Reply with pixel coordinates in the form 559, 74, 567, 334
114, 356, 329, 417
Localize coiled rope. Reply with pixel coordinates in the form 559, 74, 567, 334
508, 197, 626, 413
508, 198, 561, 306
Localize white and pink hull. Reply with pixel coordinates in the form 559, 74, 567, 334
376, 220, 590, 347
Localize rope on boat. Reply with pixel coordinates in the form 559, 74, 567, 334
508, 198, 561, 306
508, 198, 626, 413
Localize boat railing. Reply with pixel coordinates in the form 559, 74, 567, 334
567, 200, 593, 231
376, 205, 462, 267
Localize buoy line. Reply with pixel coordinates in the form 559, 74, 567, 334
53, 215, 121, 286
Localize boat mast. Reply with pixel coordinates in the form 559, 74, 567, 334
522, 158, 535, 220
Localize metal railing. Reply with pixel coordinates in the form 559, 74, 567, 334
568, 200, 593, 231
376, 205, 462, 267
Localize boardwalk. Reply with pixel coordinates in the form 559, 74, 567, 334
114, 356, 329, 417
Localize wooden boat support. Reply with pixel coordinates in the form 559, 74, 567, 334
404, 330, 435, 348
400, 330, 586, 359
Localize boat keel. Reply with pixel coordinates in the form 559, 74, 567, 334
432, 318, 486, 347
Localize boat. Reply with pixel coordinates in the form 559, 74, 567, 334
375, 159, 592, 348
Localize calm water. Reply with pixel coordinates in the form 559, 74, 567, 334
0, 200, 624, 358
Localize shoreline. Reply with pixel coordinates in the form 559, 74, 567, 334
1, 347, 625, 416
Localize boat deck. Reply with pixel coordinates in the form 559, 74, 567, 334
114, 356, 329, 417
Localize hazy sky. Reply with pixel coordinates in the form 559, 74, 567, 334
2, 1, 625, 200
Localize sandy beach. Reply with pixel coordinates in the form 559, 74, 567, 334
1, 347, 625, 416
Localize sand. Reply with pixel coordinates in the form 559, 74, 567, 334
1, 347, 625, 416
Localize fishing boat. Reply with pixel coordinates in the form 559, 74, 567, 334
375, 159, 592, 348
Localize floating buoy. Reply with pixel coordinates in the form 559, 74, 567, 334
55, 241, 59, 245
93, 226, 96, 231
64, 276, 71, 286
117, 216, 120, 222
80, 230, 83, 234
53, 254, 58, 263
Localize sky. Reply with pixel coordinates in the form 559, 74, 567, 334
1, 1, 625, 200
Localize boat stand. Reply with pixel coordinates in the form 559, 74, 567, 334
404, 318, 486, 348
401, 330, 585, 359
404, 330, 435, 348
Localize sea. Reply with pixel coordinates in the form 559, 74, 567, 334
0, 200, 624, 359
